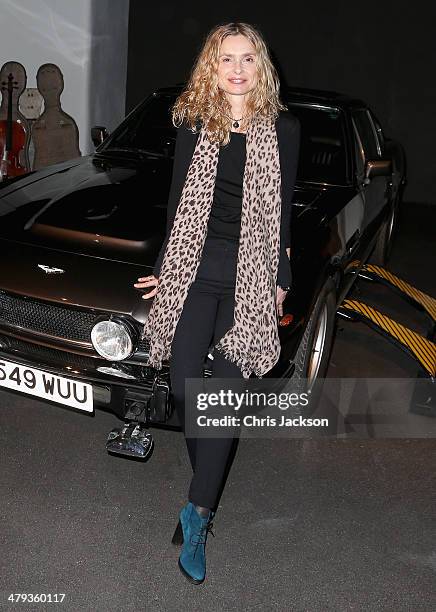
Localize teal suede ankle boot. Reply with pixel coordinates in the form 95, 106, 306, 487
177, 502, 215, 584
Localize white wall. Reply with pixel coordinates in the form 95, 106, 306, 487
89, 0, 130, 141
0, 0, 129, 155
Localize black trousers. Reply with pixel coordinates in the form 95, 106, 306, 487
169, 236, 243, 510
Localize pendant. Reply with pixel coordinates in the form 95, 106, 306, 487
233, 120, 239, 128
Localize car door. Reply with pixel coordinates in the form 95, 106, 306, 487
351, 108, 390, 256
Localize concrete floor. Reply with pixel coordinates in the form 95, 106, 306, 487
0, 201, 435, 611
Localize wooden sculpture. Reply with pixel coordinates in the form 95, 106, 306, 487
32, 63, 81, 169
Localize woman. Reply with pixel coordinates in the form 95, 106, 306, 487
134, 22, 300, 584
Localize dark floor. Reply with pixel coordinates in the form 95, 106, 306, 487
0, 201, 435, 611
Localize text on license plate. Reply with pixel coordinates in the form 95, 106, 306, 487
0, 358, 93, 412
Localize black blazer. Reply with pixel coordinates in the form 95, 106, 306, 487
153, 110, 301, 287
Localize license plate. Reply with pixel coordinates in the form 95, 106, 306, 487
0, 358, 93, 412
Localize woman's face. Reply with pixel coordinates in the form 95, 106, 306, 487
217, 34, 258, 101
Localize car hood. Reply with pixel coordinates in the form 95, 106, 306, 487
0, 154, 331, 319
0, 153, 173, 267
0, 153, 327, 267
0, 239, 151, 323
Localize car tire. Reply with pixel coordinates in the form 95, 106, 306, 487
286, 278, 337, 412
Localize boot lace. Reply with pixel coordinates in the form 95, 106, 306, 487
190, 520, 215, 558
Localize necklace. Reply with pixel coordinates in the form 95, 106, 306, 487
221, 110, 247, 129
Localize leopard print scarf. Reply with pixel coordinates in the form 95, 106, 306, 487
141, 114, 282, 379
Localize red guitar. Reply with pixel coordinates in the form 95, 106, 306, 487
0, 72, 27, 180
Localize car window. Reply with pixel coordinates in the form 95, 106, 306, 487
367, 110, 385, 154
285, 102, 348, 185
103, 94, 177, 157
351, 109, 380, 161
103, 94, 348, 185
351, 118, 365, 178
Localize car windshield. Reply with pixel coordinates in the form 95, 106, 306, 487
102, 93, 347, 184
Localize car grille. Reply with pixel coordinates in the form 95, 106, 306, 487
3, 335, 102, 370
0, 290, 149, 356
136, 338, 149, 354
0, 337, 153, 393
0, 290, 99, 342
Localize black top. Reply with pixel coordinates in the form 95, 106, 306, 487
153, 111, 301, 287
206, 131, 246, 241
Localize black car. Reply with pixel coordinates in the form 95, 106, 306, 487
0, 86, 406, 455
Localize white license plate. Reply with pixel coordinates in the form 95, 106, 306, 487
0, 358, 93, 412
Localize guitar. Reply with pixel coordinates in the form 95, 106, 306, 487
0, 72, 27, 180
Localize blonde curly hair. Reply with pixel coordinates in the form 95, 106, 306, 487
171, 22, 287, 145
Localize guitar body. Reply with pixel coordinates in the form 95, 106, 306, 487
0, 119, 26, 176
0, 61, 30, 180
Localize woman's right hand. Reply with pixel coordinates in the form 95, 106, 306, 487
133, 275, 159, 299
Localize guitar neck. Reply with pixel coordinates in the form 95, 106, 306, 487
5, 84, 13, 152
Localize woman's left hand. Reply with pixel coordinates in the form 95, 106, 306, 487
276, 286, 288, 317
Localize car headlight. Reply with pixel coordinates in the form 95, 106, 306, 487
91, 319, 135, 361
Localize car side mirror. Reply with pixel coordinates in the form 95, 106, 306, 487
365, 158, 392, 182
91, 126, 110, 147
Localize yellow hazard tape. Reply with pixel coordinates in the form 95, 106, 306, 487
361, 264, 436, 322
340, 299, 436, 377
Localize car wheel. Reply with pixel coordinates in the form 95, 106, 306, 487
286, 278, 336, 410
